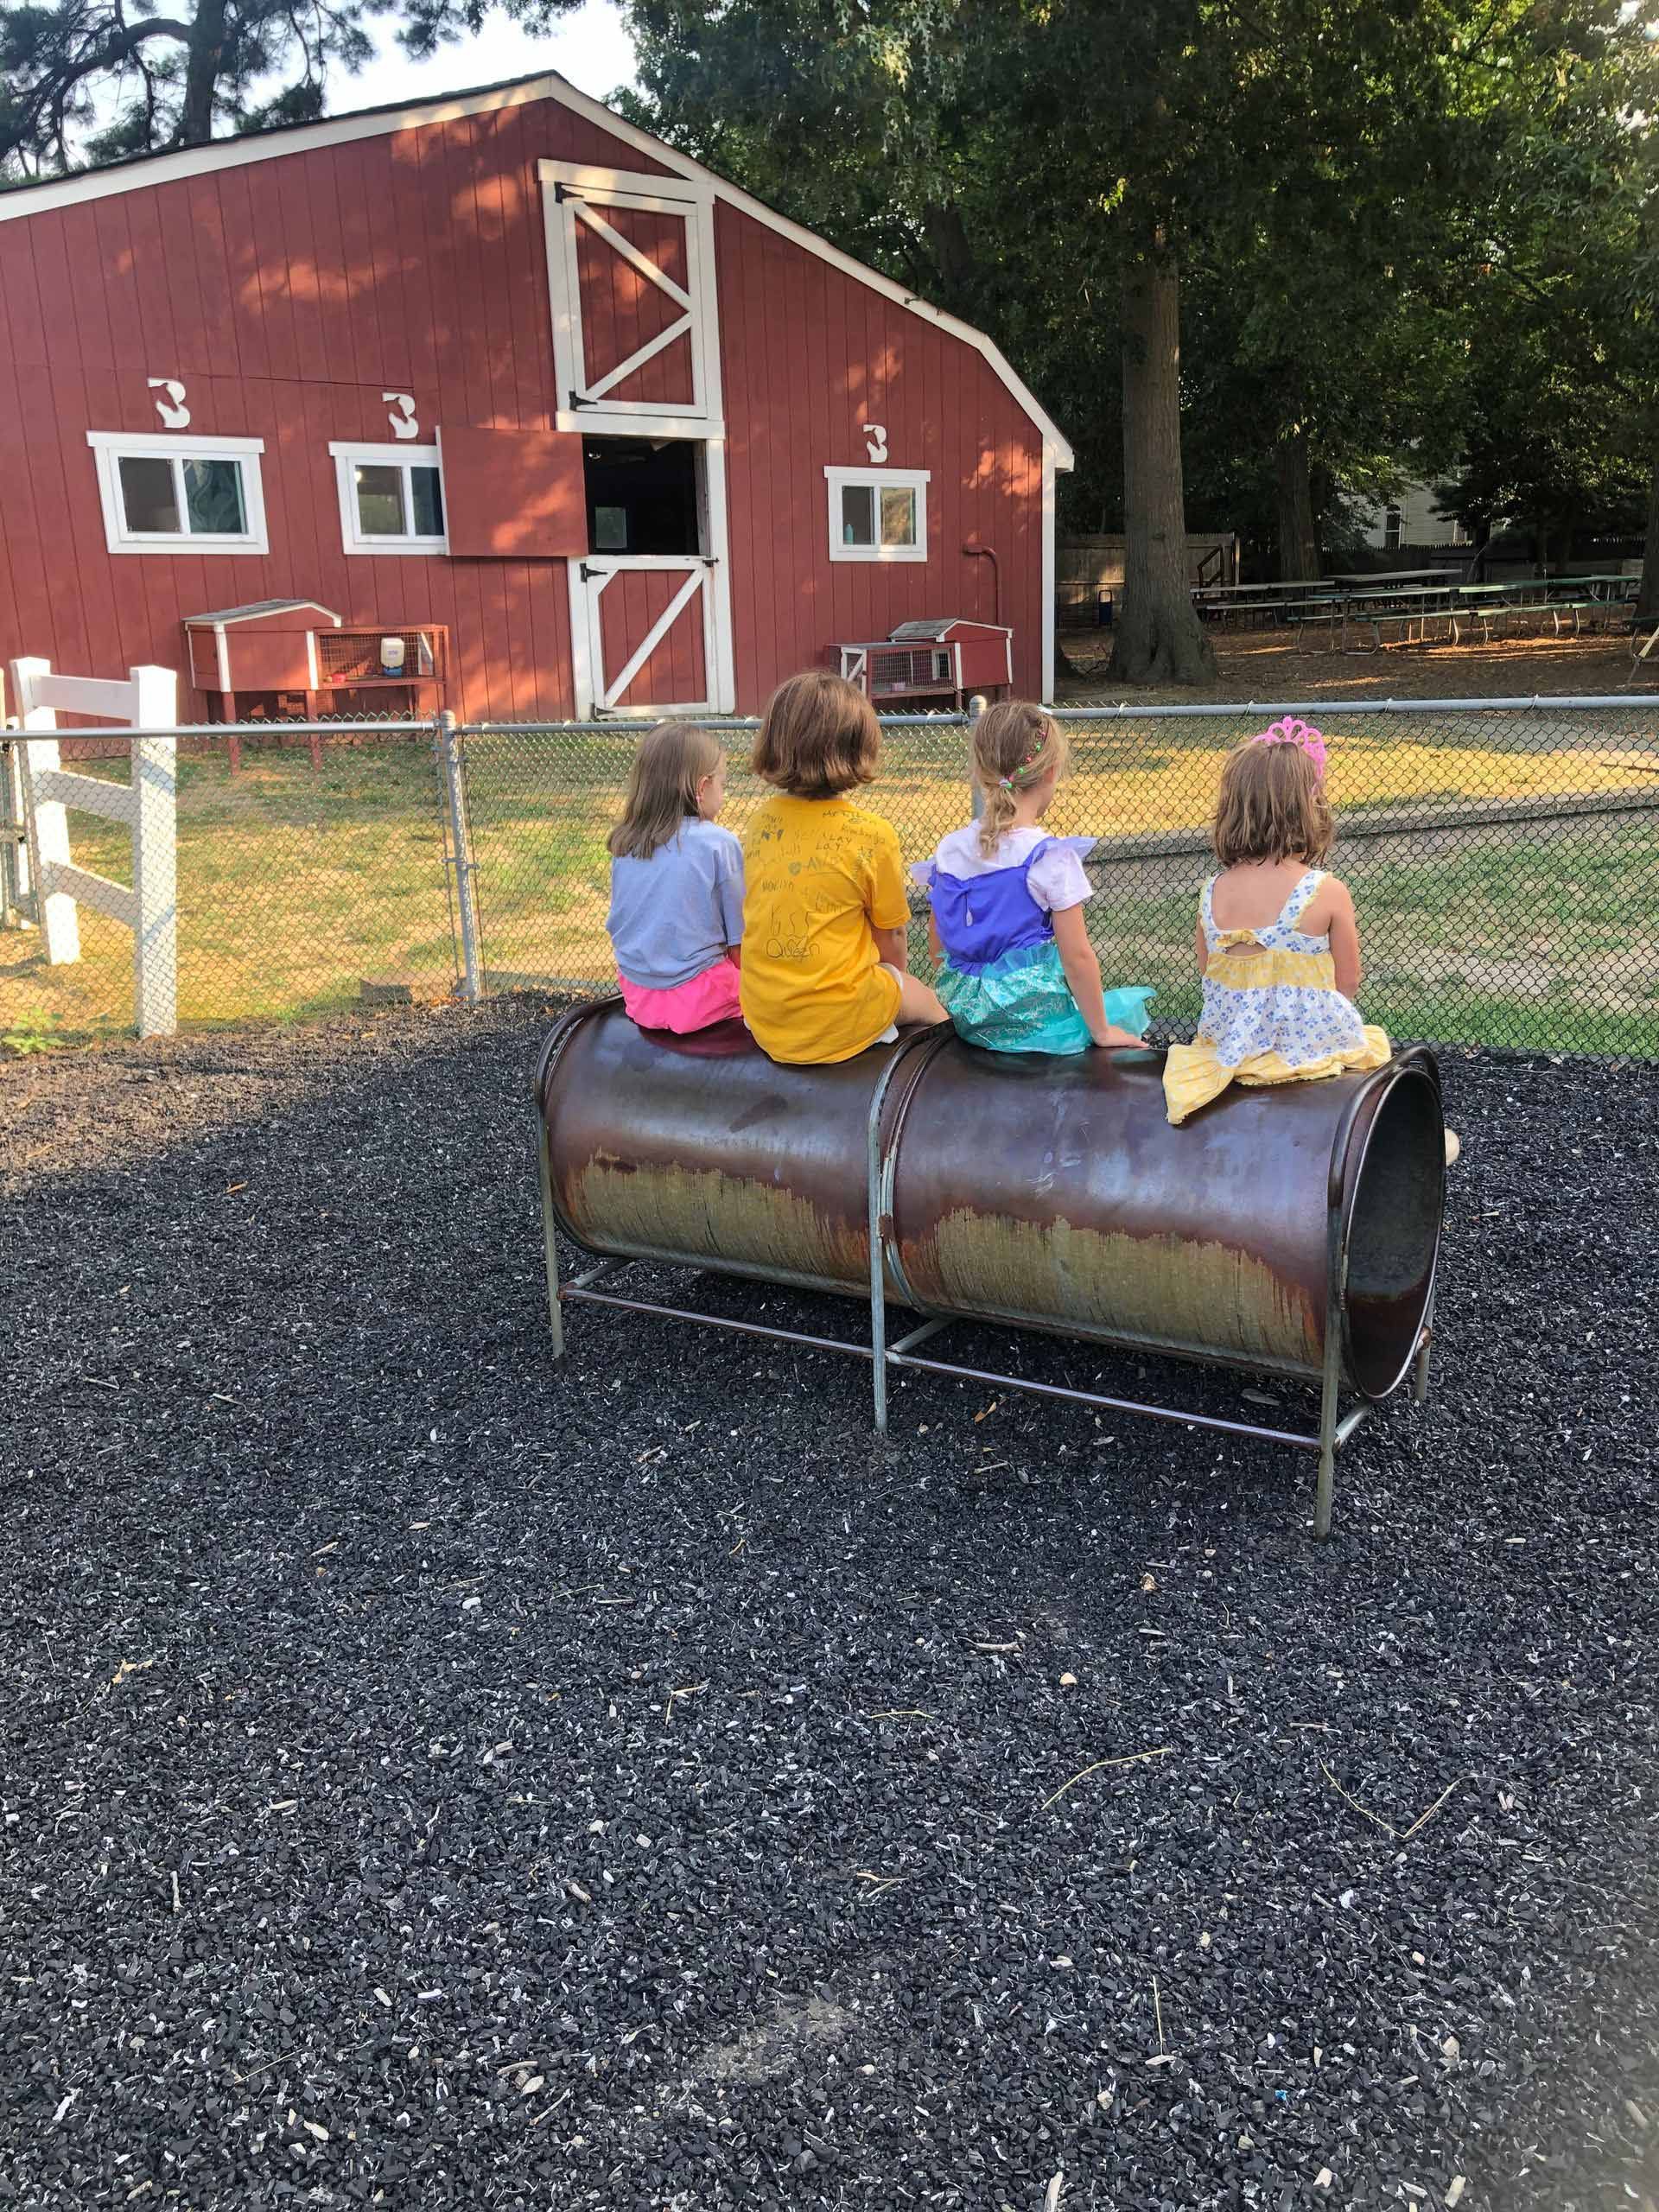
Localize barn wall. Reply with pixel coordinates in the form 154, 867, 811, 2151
715, 201, 1046, 702
0, 92, 1052, 722
0, 99, 671, 721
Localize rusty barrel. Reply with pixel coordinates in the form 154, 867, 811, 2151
537, 1002, 1445, 1401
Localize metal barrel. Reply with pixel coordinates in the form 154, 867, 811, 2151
537, 1002, 1444, 1402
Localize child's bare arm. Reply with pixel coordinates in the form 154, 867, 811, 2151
1324, 877, 1363, 998
1052, 905, 1140, 1047
873, 925, 909, 974
1194, 912, 1209, 977
928, 912, 944, 965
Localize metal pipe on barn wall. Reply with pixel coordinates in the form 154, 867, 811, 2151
963, 542, 1002, 627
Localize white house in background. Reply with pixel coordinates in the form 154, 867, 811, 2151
1359, 480, 1470, 553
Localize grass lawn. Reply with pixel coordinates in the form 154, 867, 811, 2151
3, 721, 1656, 1057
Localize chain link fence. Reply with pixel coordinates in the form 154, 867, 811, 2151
5, 698, 1656, 1058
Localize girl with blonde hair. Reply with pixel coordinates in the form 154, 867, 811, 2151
912, 700, 1153, 1054
605, 720, 746, 1034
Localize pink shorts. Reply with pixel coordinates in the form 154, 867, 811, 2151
619, 960, 745, 1034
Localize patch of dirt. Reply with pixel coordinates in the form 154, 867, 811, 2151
1058, 626, 1645, 706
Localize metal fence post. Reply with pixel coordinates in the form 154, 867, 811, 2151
437, 710, 483, 1005
968, 691, 987, 822
1, 736, 33, 926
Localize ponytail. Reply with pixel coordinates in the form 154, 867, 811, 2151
971, 702, 1067, 858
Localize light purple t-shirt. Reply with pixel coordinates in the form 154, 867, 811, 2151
607, 817, 746, 991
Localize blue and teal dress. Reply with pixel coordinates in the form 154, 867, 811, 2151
912, 823, 1154, 1056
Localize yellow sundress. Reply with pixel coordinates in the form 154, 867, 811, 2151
1164, 869, 1390, 1126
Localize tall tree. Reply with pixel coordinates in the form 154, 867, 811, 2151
0, 0, 582, 175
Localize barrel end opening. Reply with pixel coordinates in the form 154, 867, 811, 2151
1342, 1068, 1446, 1401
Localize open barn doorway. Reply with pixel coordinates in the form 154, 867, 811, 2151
571, 435, 733, 716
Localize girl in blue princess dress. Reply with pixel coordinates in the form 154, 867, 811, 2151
912, 701, 1154, 1054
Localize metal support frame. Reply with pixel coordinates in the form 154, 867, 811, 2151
533, 1017, 1442, 1541
435, 709, 482, 1005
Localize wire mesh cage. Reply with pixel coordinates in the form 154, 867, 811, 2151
315, 626, 445, 690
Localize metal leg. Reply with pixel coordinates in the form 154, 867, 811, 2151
868, 1108, 889, 1437
1413, 1332, 1432, 1404
537, 1122, 565, 1362
1313, 1363, 1339, 1543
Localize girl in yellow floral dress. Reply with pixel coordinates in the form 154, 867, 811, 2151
1163, 718, 1395, 1127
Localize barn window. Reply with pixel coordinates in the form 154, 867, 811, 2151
86, 432, 268, 555
330, 443, 448, 555
1383, 505, 1403, 551
823, 467, 929, 563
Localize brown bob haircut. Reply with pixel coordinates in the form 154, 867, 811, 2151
1211, 735, 1333, 868
751, 670, 881, 798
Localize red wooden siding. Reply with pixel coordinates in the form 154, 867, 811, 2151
442, 427, 588, 557
0, 99, 672, 721
0, 86, 1052, 724
713, 200, 1043, 702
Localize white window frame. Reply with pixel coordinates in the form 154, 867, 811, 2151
87, 430, 268, 555
824, 466, 930, 564
329, 442, 448, 556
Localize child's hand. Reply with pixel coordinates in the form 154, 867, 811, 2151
1090, 1023, 1143, 1048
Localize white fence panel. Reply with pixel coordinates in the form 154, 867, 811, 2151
9, 658, 179, 1038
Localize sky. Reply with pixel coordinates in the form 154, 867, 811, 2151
341, 0, 638, 113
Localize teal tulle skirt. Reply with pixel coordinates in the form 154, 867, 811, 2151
935, 939, 1154, 1056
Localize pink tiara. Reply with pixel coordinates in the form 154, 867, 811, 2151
1252, 715, 1326, 778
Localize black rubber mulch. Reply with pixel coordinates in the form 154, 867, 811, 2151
3, 1004, 1656, 2212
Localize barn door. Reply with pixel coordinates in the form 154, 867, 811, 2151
540, 162, 721, 435
578, 557, 717, 715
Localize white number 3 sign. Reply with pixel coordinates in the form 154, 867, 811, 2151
148, 378, 190, 429
862, 422, 889, 462
384, 392, 420, 440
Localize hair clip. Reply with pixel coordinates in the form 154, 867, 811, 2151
1252, 715, 1327, 778
998, 738, 1051, 791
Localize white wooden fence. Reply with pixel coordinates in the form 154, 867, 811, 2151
7, 658, 179, 1038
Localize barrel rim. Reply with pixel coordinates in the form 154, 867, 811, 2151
1334, 1048, 1446, 1403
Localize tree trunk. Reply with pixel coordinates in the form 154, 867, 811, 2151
1637, 448, 1659, 620
1108, 248, 1216, 689
1274, 428, 1320, 582
178, 0, 228, 148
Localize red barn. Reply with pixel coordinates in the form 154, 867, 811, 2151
0, 72, 1072, 723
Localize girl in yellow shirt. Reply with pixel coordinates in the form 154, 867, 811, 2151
741, 672, 947, 1063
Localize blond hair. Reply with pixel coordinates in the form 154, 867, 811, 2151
972, 701, 1068, 856
751, 671, 880, 798
1211, 737, 1333, 868
608, 720, 723, 861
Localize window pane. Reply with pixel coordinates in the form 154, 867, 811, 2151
410, 466, 443, 537
594, 505, 628, 550
841, 485, 875, 545
354, 464, 407, 537
880, 487, 916, 547
184, 458, 245, 536
118, 455, 181, 535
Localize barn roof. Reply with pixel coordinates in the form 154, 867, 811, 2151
0, 70, 1073, 467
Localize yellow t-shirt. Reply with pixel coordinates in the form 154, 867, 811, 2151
740, 792, 910, 1064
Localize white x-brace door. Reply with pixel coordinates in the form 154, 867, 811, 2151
540, 161, 723, 439
576, 556, 719, 715
543, 157, 734, 714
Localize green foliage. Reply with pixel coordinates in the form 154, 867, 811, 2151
3, 1004, 64, 1055
624, 0, 1656, 584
